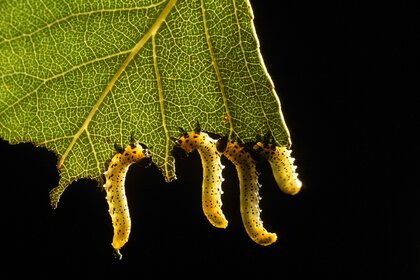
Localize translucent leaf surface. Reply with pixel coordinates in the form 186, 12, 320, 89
0, 0, 290, 206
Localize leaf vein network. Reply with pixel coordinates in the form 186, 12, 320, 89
0, 0, 167, 45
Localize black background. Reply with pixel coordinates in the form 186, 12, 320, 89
1, 2, 418, 279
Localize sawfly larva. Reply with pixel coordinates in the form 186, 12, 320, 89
103, 143, 149, 258
176, 131, 227, 228
222, 140, 277, 246
253, 142, 302, 195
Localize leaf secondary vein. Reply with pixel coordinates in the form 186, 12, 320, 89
0, 50, 131, 116
58, 0, 177, 170
232, 0, 280, 140
85, 128, 101, 176
200, 0, 234, 139
152, 34, 171, 180
0, 0, 167, 45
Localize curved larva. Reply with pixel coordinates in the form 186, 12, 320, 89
254, 142, 302, 195
103, 143, 149, 255
176, 132, 227, 228
223, 141, 277, 246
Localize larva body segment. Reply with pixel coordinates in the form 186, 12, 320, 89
103, 143, 149, 254
176, 132, 227, 228
254, 142, 302, 195
223, 141, 277, 246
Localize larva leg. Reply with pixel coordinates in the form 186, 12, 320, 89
103, 143, 149, 257
176, 132, 228, 228
254, 142, 302, 195
223, 141, 277, 246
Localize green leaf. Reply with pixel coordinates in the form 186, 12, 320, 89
0, 0, 291, 207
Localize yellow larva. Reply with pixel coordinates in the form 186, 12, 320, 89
176, 131, 227, 228
103, 143, 149, 256
254, 142, 302, 195
223, 140, 277, 246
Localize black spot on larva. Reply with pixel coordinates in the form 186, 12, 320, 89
194, 121, 201, 133
114, 143, 124, 153
139, 143, 148, 150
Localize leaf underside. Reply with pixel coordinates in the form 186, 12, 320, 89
0, 0, 290, 205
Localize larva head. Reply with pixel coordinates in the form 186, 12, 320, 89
253, 142, 274, 159
216, 136, 228, 153
175, 131, 201, 153
119, 142, 149, 164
